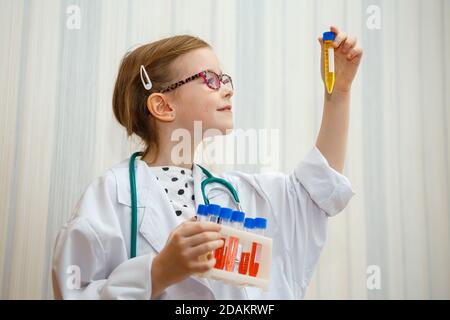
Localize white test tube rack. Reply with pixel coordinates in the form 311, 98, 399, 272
196, 224, 273, 291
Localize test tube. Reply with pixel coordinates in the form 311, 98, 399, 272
196, 204, 210, 262
207, 204, 221, 223
323, 31, 336, 94
248, 217, 268, 277
238, 218, 254, 275
253, 217, 267, 236
231, 211, 245, 272
196, 204, 209, 222
220, 208, 241, 272
218, 208, 232, 226
214, 208, 233, 269
231, 211, 245, 230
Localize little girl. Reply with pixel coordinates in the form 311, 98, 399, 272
52, 27, 362, 299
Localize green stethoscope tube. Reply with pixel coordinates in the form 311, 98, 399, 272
129, 152, 241, 258
129, 151, 143, 259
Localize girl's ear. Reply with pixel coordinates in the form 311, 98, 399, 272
147, 93, 176, 122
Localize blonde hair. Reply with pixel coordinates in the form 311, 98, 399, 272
112, 35, 211, 158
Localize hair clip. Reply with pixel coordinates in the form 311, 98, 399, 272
140, 65, 152, 90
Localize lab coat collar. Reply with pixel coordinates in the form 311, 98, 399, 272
113, 158, 209, 209
135, 160, 210, 252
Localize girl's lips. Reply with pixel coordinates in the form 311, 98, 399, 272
217, 105, 232, 111
217, 108, 232, 113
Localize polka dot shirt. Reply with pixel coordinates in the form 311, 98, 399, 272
148, 166, 196, 219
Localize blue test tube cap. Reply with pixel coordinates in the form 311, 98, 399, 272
323, 31, 336, 41
244, 218, 254, 229
206, 204, 221, 216
219, 207, 233, 220
231, 210, 245, 223
254, 217, 268, 229
196, 204, 208, 216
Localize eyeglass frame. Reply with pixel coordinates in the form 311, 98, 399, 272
158, 69, 233, 93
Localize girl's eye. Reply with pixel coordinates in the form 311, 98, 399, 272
206, 75, 217, 85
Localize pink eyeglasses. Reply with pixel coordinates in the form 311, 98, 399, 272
159, 70, 233, 93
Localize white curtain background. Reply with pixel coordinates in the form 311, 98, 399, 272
1, 0, 449, 299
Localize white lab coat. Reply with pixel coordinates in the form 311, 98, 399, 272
52, 146, 354, 300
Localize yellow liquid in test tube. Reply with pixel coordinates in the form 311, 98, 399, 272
323, 31, 336, 94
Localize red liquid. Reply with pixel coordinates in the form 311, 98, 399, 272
248, 242, 261, 277
224, 237, 239, 271
214, 237, 226, 269
238, 252, 250, 274
249, 262, 259, 277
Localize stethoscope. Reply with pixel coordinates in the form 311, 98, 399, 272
129, 151, 242, 258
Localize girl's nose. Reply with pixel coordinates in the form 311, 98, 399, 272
222, 86, 233, 99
